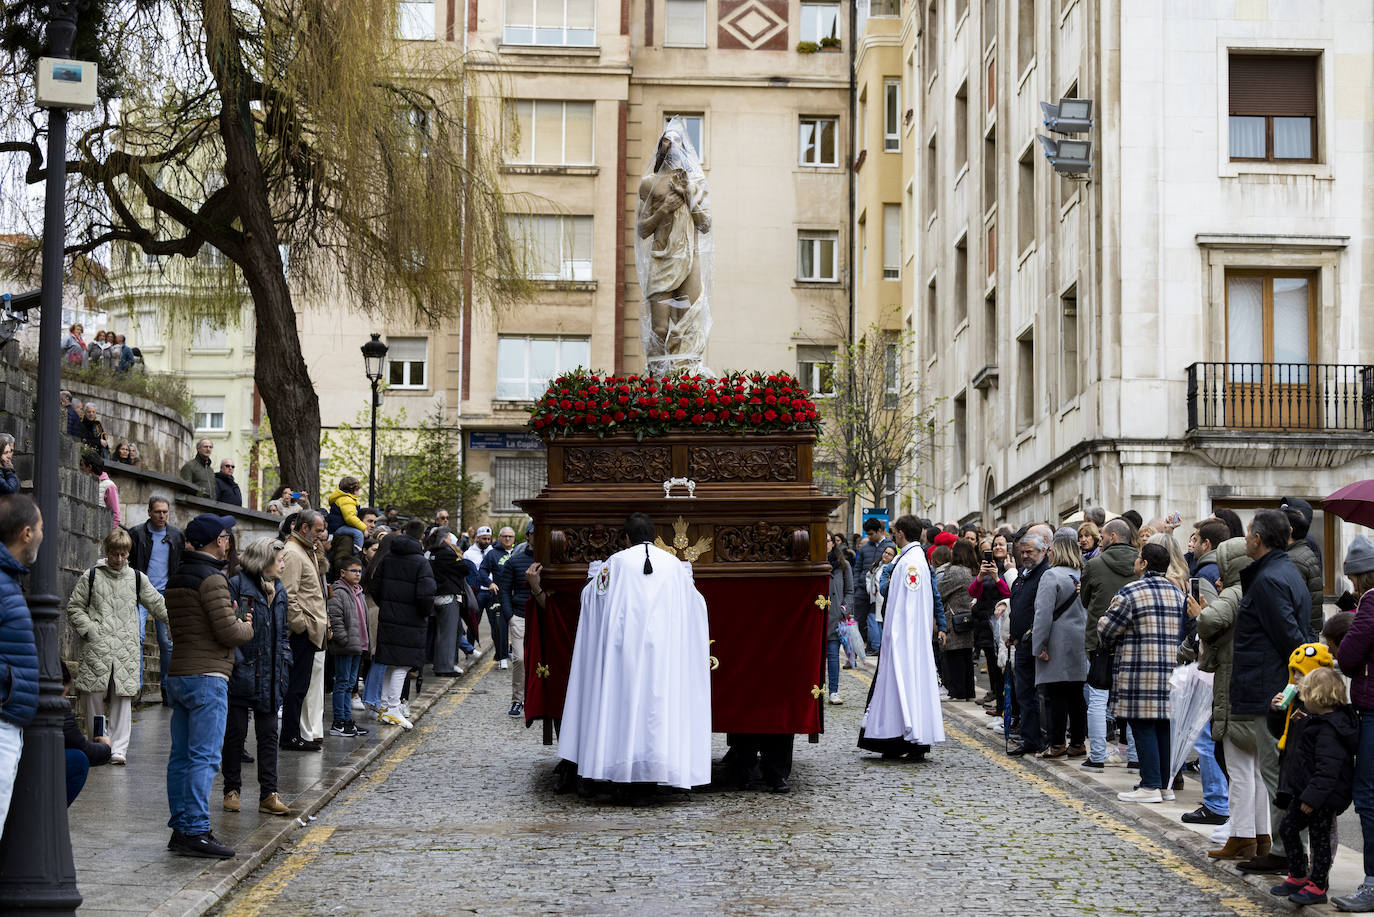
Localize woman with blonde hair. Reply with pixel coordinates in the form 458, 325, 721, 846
66, 528, 167, 765
1147, 532, 1190, 596
1032, 533, 1090, 758
1078, 522, 1101, 561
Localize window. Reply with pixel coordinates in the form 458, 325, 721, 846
797, 231, 839, 282
386, 337, 428, 389
503, 0, 595, 46
924, 2, 938, 80
1225, 271, 1315, 368
192, 319, 227, 350
858, 216, 867, 286
197, 246, 226, 268
491, 455, 548, 513
505, 214, 593, 281
983, 292, 997, 364
1228, 54, 1318, 162
194, 396, 225, 432
882, 204, 901, 280
1017, 146, 1034, 254
799, 116, 839, 166
1016, 329, 1034, 430
986, 54, 996, 112
926, 278, 938, 343
496, 336, 590, 400
883, 334, 899, 408
506, 100, 594, 165
925, 134, 938, 219
857, 89, 867, 152
953, 392, 967, 473
796, 345, 836, 396
1017, 0, 1034, 74
954, 235, 968, 324
954, 82, 969, 168
981, 0, 995, 51
800, 1, 839, 43
398, 0, 436, 39
884, 79, 901, 151
983, 128, 996, 212
665, 0, 707, 46
1061, 284, 1078, 396
664, 113, 704, 159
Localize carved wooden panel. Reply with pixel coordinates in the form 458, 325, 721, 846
550, 525, 621, 564
715, 521, 804, 563
562, 446, 672, 484
687, 444, 798, 482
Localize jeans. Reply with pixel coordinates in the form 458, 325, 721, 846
1084, 684, 1109, 763
155, 619, 173, 686
280, 631, 317, 744
1195, 722, 1229, 815
222, 704, 279, 798
331, 654, 362, 723
0, 719, 23, 841
868, 616, 883, 653
826, 639, 840, 694
165, 674, 229, 836
1354, 710, 1374, 878
335, 527, 363, 551
1012, 642, 1043, 751
362, 660, 385, 708
1127, 717, 1172, 791
65, 748, 89, 806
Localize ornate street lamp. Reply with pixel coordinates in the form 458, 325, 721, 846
0, 1, 87, 912
361, 334, 388, 508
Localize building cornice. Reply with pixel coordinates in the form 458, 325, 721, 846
1194, 233, 1350, 251
990, 438, 1178, 511
628, 75, 848, 90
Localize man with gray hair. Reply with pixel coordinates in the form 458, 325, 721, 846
1084, 506, 1107, 529
279, 510, 329, 750
179, 439, 216, 499
129, 494, 186, 705
1079, 518, 1140, 768
1006, 527, 1050, 756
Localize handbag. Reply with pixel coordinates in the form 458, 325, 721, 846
951, 609, 974, 634
1087, 647, 1115, 690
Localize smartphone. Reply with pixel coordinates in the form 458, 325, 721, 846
983, 551, 994, 563
92, 714, 106, 738
234, 600, 249, 621
1189, 578, 1202, 601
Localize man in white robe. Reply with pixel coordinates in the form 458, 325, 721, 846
538, 513, 712, 792
858, 513, 946, 761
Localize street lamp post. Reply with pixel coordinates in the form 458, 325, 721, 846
361, 334, 388, 508
0, 1, 85, 912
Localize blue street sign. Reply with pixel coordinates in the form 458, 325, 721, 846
468, 431, 545, 451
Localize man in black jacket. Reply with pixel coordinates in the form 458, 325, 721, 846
496, 522, 536, 718
1007, 526, 1051, 757
850, 517, 895, 655
368, 520, 436, 730
214, 459, 242, 507
129, 495, 185, 704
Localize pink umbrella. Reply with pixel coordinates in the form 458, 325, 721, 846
1324, 480, 1374, 528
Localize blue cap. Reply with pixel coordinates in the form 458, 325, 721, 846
185, 513, 235, 549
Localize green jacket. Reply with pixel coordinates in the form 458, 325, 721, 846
1195, 537, 1252, 743
1079, 542, 1139, 653
179, 456, 216, 499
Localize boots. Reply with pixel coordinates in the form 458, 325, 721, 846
1208, 836, 1257, 860
1255, 834, 1272, 857
222, 790, 241, 812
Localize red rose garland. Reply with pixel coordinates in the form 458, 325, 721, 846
528, 370, 821, 439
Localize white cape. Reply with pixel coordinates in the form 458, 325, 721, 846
861, 542, 946, 746
557, 542, 712, 788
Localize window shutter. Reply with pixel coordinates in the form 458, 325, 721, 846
1229, 55, 1317, 117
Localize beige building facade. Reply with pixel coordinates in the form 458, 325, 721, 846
881, 0, 1374, 591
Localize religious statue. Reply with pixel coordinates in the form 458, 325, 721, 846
634, 117, 713, 376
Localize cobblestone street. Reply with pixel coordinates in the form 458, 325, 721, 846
211, 658, 1275, 916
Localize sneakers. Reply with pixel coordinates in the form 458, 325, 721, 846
330, 720, 368, 737
1272, 876, 1308, 898
1161, 790, 1176, 802
1290, 881, 1328, 906
1332, 883, 1374, 912
352, 696, 365, 711
169, 831, 235, 859
1182, 804, 1229, 825
329, 720, 350, 736
507, 701, 524, 718
223, 790, 241, 812
498, 659, 509, 670
280, 737, 321, 752
1065, 744, 1087, 758
110, 754, 126, 766
1117, 787, 1163, 804
828, 693, 842, 705
1081, 759, 1105, 770
1103, 749, 1127, 767
258, 792, 291, 816
400, 701, 411, 719
378, 707, 413, 730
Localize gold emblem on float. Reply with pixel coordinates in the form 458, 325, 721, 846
534, 663, 551, 679
654, 516, 713, 563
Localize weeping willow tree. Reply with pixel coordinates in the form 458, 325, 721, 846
0, 0, 527, 488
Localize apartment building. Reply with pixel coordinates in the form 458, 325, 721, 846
883, 0, 1374, 590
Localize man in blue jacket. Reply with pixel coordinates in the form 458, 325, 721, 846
0, 494, 42, 842
850, 518, 894, 655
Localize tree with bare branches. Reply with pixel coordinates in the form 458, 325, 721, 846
0, 0, 526, 488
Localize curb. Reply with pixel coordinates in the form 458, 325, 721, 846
148, 644, 490, 917
943, 700, 1280, 912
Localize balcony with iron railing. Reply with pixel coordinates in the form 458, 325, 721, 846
1186, 362, 1374, 433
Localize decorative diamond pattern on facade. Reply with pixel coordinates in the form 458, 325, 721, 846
718, 0, 788, 51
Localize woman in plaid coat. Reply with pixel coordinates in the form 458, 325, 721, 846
1099, 543, 1186, 803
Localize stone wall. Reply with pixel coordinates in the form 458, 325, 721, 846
65, 380, 195, 474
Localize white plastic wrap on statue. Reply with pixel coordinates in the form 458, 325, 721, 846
635, 117, 713, 376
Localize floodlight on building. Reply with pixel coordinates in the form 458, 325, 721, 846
1040, 98, 1093, 135
1036, 135, 1093, 176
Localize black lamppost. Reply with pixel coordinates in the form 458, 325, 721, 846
0, 1, 85, 912
361, 334, 388, 508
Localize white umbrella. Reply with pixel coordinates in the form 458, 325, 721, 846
1061, 508, 1122, 526
1168, 664, 1214, 783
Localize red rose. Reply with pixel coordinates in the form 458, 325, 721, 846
780, 412, 793, 423
574, 400, 586, 411
560, 399, 572, 410
618, 395, 629, 405
705, 411, 717, 422
691, 414, 703, 425
764, 409, 778, 421
764, 394, 777, 405
614, 411, 626, 422
750, 412, 763, 423
673, 409, 687, 421
573, 415, 585, 424
601, 413, 613, 424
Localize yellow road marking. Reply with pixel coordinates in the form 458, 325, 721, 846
220, 825, 336, 917
845, 668, 1264, 916
224, 657, 497, 913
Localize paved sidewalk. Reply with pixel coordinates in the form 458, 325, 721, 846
68, 647, 489, 917
941, 695, 1365, 907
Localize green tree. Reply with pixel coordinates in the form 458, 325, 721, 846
0, 0, 527, 492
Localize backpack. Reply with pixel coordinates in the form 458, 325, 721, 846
85, 566, 148, 612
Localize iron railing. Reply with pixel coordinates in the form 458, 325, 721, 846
1186, 362, 1374, 432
